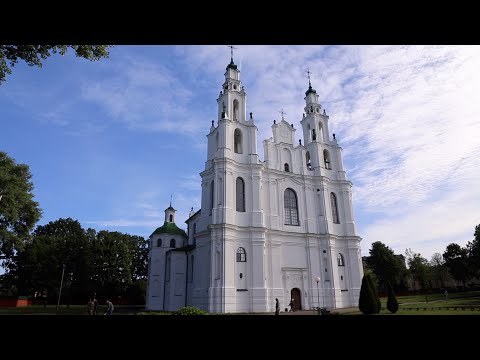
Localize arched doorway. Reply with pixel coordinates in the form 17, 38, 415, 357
290, 288, 302, 311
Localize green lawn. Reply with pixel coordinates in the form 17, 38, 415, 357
0, 304, 145, 315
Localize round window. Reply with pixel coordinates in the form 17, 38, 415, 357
315, 107, 320, 113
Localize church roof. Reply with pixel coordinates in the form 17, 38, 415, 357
151, 222, 187, 237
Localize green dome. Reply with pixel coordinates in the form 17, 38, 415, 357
151, 222, 187, 237
305, 85, 317, 96
226, 60, 238, 70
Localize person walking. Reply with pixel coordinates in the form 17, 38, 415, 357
104, 299, 114, 315
275, 298, 280, 315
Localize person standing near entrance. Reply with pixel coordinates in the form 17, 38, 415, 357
275, 298, 280, 315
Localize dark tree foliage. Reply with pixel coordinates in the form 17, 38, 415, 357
467, 224, 480, 278
0, 45, 112, 84
366, 241, 405, 289
0, 151, 42, 259
359, 274, 378, 315
386, 281, 399, 314
2, 218, 147, 304
443, 243, 472, 290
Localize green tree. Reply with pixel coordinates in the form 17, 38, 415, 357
0, 151, 42, 259
359, 274, 378, 315
405, 248, 431, 290
366, 241, 405, 290
467, 224, 480, 278
443, 243, 471, 290
430, 252, 449, 289
0, 45, 113, 84
386, 281, 399, 314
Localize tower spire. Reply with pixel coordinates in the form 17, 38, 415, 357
227, 45, 237, 63
170, 194, 172, 207
305, 68, 317, 96
306, 68, 312, 88
278, 109, 286, 121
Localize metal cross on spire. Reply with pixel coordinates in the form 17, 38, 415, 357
306, 68, 312, 87
170, 194, 172, 207
278, 109, 286, 121
227, 45, 237, 62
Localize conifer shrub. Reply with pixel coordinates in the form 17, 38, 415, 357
359, 274, 378, 315
386, 281, 399, 314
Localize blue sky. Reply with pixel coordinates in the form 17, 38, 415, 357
1, 45, 479, 262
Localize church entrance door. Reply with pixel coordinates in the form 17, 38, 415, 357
291, 288, 302, 311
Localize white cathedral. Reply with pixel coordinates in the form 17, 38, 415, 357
146, 55, 364, 313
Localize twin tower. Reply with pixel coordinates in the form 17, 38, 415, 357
146, 56, 363, 313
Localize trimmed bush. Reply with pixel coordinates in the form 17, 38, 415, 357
359, 274, 378, 315
172, 306, 208, 315
366, 274, 381, 313
386, 282, 399, 314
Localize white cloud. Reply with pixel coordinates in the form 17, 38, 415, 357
181, 45, 480, 259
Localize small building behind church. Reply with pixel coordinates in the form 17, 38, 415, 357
146, 54, 364, 313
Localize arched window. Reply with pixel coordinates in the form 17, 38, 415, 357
337, 253, 345, 266
169, 214, 173, 222
284, 188, 299, 226
237, 247, 246, 262
284, 163, 290, 172
234, 128, 243, 154
324, 149, 331, 169
236, 177, 245, 212
170, 239, 176, 248
312, 128, 317, 141
233, 99, 239, 121
307, 124, 311, 142
210, 180, 214, 215
330, 192, 339, 224
157, 238, 162, 247
305, 151, 312, 170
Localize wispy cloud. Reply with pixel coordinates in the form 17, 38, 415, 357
180, 45, 480, 258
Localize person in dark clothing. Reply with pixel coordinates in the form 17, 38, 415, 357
275, 298, 280, 315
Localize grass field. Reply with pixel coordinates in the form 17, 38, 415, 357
2, 291, 480, 315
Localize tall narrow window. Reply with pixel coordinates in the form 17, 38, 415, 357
170, 239, 176, 248
169, 214, 173, 222
236, 177, 245, 212
233, 99, 239, 121
284, 163, 290, 172
234, 128, 242, 154
216, 132, 219, 149
305, 151, 312, 170
157, 238, 162, 247
237, 247, 246, 262
337, 253, 345, 266
331, 192, 339, 224
193, 223, 196, 234
324, 149, 331, 169
210, 180, 214, 215
284, 188, 299, 225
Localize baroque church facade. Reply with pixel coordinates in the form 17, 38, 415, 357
146, 56, 363, 313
